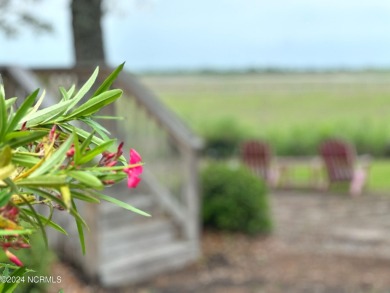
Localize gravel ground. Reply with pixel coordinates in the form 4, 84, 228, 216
48, 190, 390, 293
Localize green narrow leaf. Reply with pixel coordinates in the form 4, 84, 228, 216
16, 175, 67, 187
79, 130, 95, 154
19, 197, 48, 248
64, 67, 99, 115
23, 188, 66, 208
7, 105, 14, 126
92, 191, 151, 217
4, 130, 46, 141
0, 190, 12, 208
78, 139, 115, 164
17, 208, 39, 231
57, 84, 76, 103
0, 229, 34, 236
0, 83, 7, 141
69, 206, 88, 228
98, 172, 127, 182
31, 134, 73, 177
81, 118, 111, 141
68, 171, 103, 189
61, 124, 106, 147
6, 89, 39, 133
65, 89, 122, 119
24, 90, 45, 119
71, 199, 86, 255
73, 130, 81, 166
5, 97, 17, 110
11, 153, 40, 168
59, 87, 69, 101
21, 99, 73, 128
41, 109, 68, 124
6, 131, 47, 149
93, 62, 124, 97
61, 125, 124, 161
71, 190, 100, 204
21, 209, 68, 235
0, 145, 12, 167
67, 84, 76, 98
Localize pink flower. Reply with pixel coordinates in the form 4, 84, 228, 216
123, 149, 143, 188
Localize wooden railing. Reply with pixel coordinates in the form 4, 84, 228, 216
114, 71, 203, 241
0, 65, 203, 255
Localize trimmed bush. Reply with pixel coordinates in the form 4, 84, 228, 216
201, 163, 273, 234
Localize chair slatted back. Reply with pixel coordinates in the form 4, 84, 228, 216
319, 139, 356, 182
240, 140, 272, 180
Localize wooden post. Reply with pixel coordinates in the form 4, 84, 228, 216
182, 144, 201, 256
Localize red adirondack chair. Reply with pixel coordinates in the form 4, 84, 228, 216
319, 139, 370, 196
240, 140, 279, 186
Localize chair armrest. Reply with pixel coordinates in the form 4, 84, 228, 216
357, 154, 371, 170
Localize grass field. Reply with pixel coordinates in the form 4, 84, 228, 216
140, 72, 390, 192
141, 72, 390, 134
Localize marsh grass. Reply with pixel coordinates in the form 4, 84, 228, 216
142, 72, 390, 129
141, 72, 390, 191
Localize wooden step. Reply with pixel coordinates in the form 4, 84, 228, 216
100, 223, 178, 263
99, 241, 197, 286
100, 218, 175, 246
99, 194, 161, 228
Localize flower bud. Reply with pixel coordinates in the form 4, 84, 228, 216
5, 249, 23, 267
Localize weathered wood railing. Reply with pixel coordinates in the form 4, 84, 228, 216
0, 66, 203, 285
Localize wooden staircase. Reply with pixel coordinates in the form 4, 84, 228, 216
0, 66, 203, 287
98, 190, 197, 286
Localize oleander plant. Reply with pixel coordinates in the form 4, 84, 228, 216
0, 64, 147, 291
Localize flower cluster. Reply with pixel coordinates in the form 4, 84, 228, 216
0, 64, 147, 269
0, 205, 29, 267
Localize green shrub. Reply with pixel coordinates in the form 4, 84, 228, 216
269, 127, 322, 156
266, 121, 390, 157
199, 116, 390, 158
201, 163, 273, 234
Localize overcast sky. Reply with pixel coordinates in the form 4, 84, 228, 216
1, 0, 390, 71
